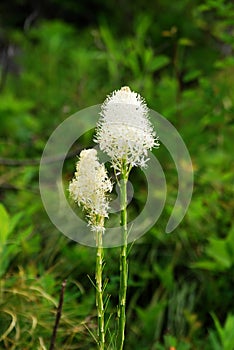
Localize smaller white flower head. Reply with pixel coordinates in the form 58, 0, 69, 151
69, 149, 112, 230
95, 86, 159, 171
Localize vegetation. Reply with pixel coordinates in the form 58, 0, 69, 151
0, 0, 234, 349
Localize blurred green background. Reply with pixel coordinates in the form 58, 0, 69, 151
0, 0, 234, 349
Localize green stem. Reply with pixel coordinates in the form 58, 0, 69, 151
95, 226, 105, 350
118, 163, 129, 350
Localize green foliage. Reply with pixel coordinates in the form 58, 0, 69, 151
0, 204, 30, 278
209, 313, 234, 350
192, 225, 234, 271
0, 0, 234, 348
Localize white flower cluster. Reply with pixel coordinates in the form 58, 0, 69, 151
69, 149, 112, 231
69, 86, 159, 232
95, 86, 159, 171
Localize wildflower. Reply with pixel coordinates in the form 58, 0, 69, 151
69, 149, 112, 231
95, 86, 159, 171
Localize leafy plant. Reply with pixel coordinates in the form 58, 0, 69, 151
191, 225, 234, 271
209, 313, 234, 350
0, 204, 30, 278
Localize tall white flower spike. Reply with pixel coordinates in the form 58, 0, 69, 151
69, 148, 112, 232
95, 86, 159, 171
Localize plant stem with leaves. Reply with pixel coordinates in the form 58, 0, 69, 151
95, 224, 105, 350
118, 162, 130, 350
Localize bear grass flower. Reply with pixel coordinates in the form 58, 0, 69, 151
95, 86, 159, 172
69, 148, 112, 350
69, 87, 159, 350
95, 86, 159, 350
69, 148, 112, 232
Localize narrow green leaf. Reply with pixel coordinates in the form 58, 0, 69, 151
149, 55, 170, 72
206, 238, 232, 269
0, 204, 10, 245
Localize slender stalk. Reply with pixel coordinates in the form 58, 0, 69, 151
118, 162, 129, 350
95, 226, 105, 350
49, 280, 67, 350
